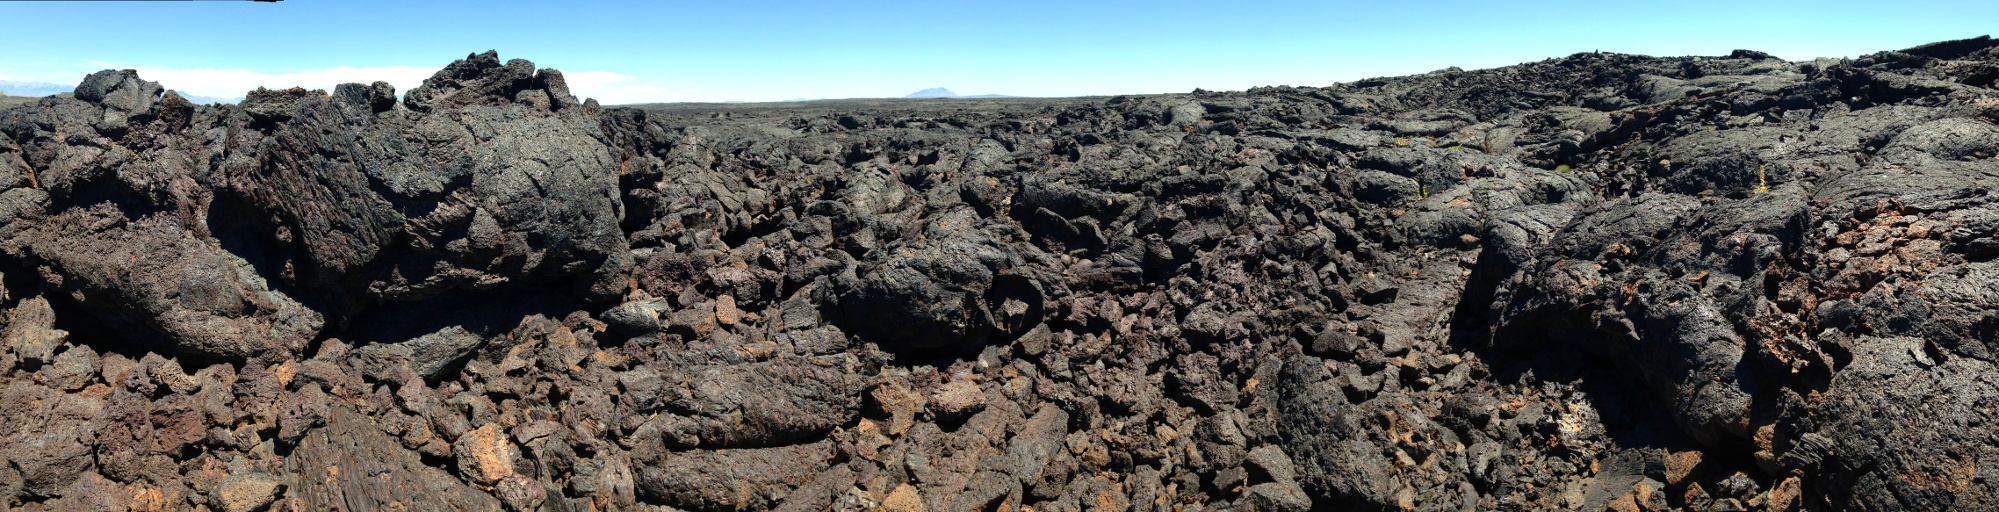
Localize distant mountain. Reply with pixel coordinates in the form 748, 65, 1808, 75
905, 87, 1013, 99
168, 90, 242, 105
0, 80, 72, 97
0, 81, 239, 104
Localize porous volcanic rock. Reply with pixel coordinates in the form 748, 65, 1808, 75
2, 38, 1998, 511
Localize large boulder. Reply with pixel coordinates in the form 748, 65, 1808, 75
19, 209, 322, 359
834, 207, 1044, 349
287, 407, 501, 510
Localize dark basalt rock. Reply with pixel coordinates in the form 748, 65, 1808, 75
288, 406, 502, 510
2, 39, 1998, 511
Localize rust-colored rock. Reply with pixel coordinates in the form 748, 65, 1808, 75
452, 423, 519, 486
880, 484, 927, 512
1663, 451, 1704, 486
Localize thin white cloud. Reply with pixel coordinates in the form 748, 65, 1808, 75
559, 71, 733, 105
559, 71, 663, 105
124, 65, 441, 100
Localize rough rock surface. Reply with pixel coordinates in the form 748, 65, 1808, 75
1, 39, 1998, 511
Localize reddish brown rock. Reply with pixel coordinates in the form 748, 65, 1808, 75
452, 423, 519, 486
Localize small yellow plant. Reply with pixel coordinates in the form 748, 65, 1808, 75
1555, 164, 1571, 173
1394, 137, 1410, 147
1754, 164, 1771, 194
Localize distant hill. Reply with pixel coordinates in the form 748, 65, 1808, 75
0, 80, 71, 97
905, 87, 1013, 99
0, 81, 238, 104
168, 90, 242, 105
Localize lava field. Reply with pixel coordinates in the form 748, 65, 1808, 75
3, 38, 1999, 511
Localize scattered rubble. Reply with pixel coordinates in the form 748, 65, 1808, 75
2, 38, 1998, 511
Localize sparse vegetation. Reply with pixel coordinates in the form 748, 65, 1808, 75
0, 94, 38, 108
1754, 164, 1771, 193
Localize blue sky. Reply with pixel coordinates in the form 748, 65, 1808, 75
0, 0, 1991, 103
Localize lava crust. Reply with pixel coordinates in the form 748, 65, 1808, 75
3, 40, 1999, 511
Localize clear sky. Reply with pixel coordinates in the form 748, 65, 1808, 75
0, 0, 1991, 104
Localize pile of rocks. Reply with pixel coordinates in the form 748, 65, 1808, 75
1, 37, 1997, 511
